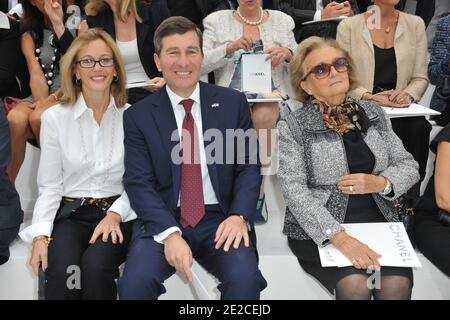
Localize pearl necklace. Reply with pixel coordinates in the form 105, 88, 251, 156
236, 6, 264, 26
34, 32, 60, 87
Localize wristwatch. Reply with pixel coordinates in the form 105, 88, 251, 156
380, 179, 393, 195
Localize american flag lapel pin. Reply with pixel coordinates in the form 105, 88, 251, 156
211, 103, 220, 108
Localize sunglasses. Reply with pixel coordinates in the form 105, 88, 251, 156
301, 57, 349, 81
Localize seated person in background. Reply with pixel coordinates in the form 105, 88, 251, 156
273, 0, 358, 42
163, 0, 231, 30
428, 13, 450, 126
0, 100, 23, 266
278, 37, 419, 300
6, 0, 69, 184
0, 10, 23, 100
202, 0, 297, 213
118, 16, 266, 300
19, 29, 136, 299
337, 0, 430, 198
415, 123, 450, 277
48, 0, 170, 104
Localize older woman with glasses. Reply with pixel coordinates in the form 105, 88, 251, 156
277, 37, 419, 299
19, 29, 136, 300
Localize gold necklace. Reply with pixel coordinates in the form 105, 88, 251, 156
383, 14, 399, 34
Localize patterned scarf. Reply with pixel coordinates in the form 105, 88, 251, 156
311, 98, 369, 135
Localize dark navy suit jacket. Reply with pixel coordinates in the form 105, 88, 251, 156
123, 82, 261, 236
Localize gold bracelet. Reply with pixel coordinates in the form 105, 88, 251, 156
50, 93, 59, 102
33, 235, 53, 246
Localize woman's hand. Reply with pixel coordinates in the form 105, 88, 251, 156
89, 212, 123, 244
143, 77, 165, 92
33, 94, 59, 112
44, 0, 65, 38
265, 47, 292, 69
226, 36, 254, 55
363, 91, 409, 108
29, 239, 49, 275
338, 173, 387, 195
388, 90, 413, 105
331, 231, 381, 270
29, 74, 49, 102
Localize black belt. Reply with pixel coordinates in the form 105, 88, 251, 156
56, 195, 120, 222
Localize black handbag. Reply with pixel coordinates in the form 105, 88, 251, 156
394, 195, 415, 245
436, 75, 450, 102
438, 209, 450, 227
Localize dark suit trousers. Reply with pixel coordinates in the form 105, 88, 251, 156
45, 205, 133, 300
118, 206, 267, 300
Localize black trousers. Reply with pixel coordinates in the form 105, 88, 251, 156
415, 212, 450, 277
390, 116, 431, 183
45, 205, 133, 300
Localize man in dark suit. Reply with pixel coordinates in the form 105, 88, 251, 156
0, 100, 23, 265
118, 16, 266, 300
273, 0, 359, 42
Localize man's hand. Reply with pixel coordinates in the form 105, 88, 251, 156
214, 215, 250, 252
163, 232, 193, 282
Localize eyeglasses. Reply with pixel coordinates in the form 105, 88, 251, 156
76, 58, 115, 68
301, 57, 349, 81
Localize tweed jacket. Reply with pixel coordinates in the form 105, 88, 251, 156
277, 98, 419, 246
202, 10, 298, 98
336, 12, 429, 101
428, 14, 450, 112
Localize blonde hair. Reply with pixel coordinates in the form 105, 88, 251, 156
59, 28, 127, 107
85, 0, 142, 23
289, 36, 359, 103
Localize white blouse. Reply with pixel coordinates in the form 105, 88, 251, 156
19, 94, 137, 243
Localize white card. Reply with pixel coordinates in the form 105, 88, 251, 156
241, 53, 272, 94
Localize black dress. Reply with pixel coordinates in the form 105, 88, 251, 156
372, 44, 431, 186
288, 129, 413, 295
414, 125, 450, 277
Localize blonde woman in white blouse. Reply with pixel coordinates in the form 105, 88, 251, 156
202, 0, 298, 214
19, 29, 136, 300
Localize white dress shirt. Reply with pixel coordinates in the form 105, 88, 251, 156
19, 94, 137, 243
153, 83, 219, 243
